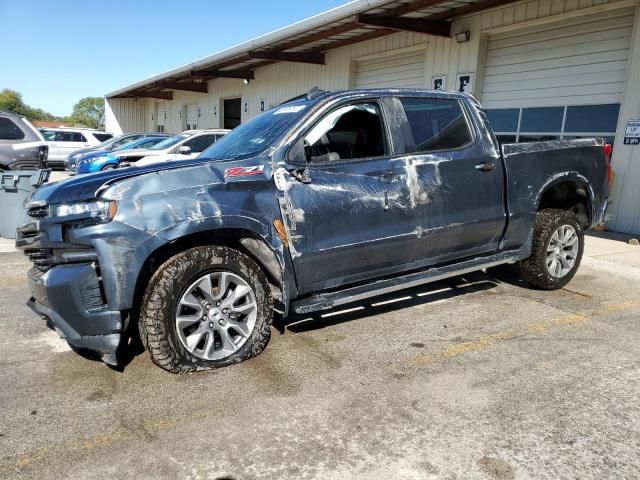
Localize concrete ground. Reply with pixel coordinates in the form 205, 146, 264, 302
1, 235, 639, 480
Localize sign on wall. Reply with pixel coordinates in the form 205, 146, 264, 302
432, 75, 446, 91
624, 119, 640, 145
456, 73, 475, 93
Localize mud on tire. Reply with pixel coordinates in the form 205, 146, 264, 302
139, 246, 273, 373
517, 208, 584, 290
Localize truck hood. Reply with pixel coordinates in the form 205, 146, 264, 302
28, 158, 215, 206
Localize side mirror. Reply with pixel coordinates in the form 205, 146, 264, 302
288, 138, 310, 166
178, 146, 191, 155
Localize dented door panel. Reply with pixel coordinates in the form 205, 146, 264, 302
279, 157, 418, 294
404, 144, 506, 262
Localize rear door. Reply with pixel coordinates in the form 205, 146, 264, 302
396, 96, 506, 262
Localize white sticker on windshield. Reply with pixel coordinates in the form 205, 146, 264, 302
274, 105, 306, 115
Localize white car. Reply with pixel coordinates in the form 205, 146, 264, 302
41, 128, 113, 168
129, 129, 230, 167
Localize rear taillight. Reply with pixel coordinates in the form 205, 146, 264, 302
603, 143, 613, 184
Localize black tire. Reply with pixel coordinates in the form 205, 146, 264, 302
517, 208, 584, 290
139, 246, 273, 373
101, 164, 117, 171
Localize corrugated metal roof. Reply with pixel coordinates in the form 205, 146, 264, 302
106, 0, 508, 98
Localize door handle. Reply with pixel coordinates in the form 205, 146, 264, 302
475, 161, 496, 172
378, 173, 399, 183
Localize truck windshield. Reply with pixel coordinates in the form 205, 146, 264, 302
200, 100, 311, 160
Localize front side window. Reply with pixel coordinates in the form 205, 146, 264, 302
304, 102, 386, 162
55, 131, 85, 142
41, 129, 56, 141
400, 98, 473, 153
0, 118, 25, 140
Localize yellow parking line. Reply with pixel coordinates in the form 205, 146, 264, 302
407, 300, 640, 367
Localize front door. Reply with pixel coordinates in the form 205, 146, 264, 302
281, 100, 418, 294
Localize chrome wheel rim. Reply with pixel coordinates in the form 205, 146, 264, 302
175, 271, 257, 361
546, 225, 579, 278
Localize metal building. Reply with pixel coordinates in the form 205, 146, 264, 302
106, 0, 640, 235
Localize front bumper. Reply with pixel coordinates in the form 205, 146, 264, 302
27, 264, 123, 355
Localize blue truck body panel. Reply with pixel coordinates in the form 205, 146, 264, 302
15, 89, 609, 359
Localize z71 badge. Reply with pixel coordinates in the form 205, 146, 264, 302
224, 165, 265, 177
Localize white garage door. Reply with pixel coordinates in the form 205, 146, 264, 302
186, 103, 198, 130
482, 8, 634, 144
355, 50, 426, 89
481, 8, 634, 109
156, 104, 166, 132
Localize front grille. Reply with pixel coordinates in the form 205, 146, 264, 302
25, 249, 54, 272
27, 206, 49, 219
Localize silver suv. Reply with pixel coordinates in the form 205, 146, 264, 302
0, 112, 48, 170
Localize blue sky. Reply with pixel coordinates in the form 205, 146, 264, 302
0, 0, 347, 116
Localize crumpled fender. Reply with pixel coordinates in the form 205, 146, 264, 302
99, 158, 295, 312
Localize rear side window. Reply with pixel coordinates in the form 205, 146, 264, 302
52, 131, 87, 142
0, 118, 25, 140
400, 98, 473, 153
94, 133, 113, 142
113, 135, 141, 147
184, 134, 218, 153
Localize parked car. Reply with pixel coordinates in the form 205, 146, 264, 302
71, 137, 169, 174
64, 132, 170, 171
114, 129, 229, 167
41, 128, 112, 168
17, 89, 610, 372
0, 111, 48, 170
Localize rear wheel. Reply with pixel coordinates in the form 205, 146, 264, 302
139, 246, 273, 373
517, 209, 584, 290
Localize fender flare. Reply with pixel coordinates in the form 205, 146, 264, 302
534, 171, 596, 225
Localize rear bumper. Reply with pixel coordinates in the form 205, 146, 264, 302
27, 264, 123, 355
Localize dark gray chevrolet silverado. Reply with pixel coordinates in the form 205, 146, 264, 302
17, 89, 610, 373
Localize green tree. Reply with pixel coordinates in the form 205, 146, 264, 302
0, 88, 59, 121
70, 97, 105, 129
0, 89, 29, 116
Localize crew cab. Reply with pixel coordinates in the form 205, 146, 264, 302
17, 89, 610, 373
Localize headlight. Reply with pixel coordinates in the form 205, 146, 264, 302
53, 200, 118, 220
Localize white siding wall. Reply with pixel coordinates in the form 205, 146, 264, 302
611, 2, 640, 234
107, 0, 629, 135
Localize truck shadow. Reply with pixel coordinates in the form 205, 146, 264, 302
281, 270, 506, 334
111, 266, 523, 371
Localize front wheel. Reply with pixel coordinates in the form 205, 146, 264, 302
139, 246, 273, 373
517, 209, 584, 290
101, 163, 117, 171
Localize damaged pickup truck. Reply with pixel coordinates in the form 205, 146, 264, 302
17, 88, 610, 373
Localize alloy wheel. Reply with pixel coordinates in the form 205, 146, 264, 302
175, 271, 258, 361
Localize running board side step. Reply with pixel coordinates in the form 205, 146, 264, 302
291, 249, 528, 315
